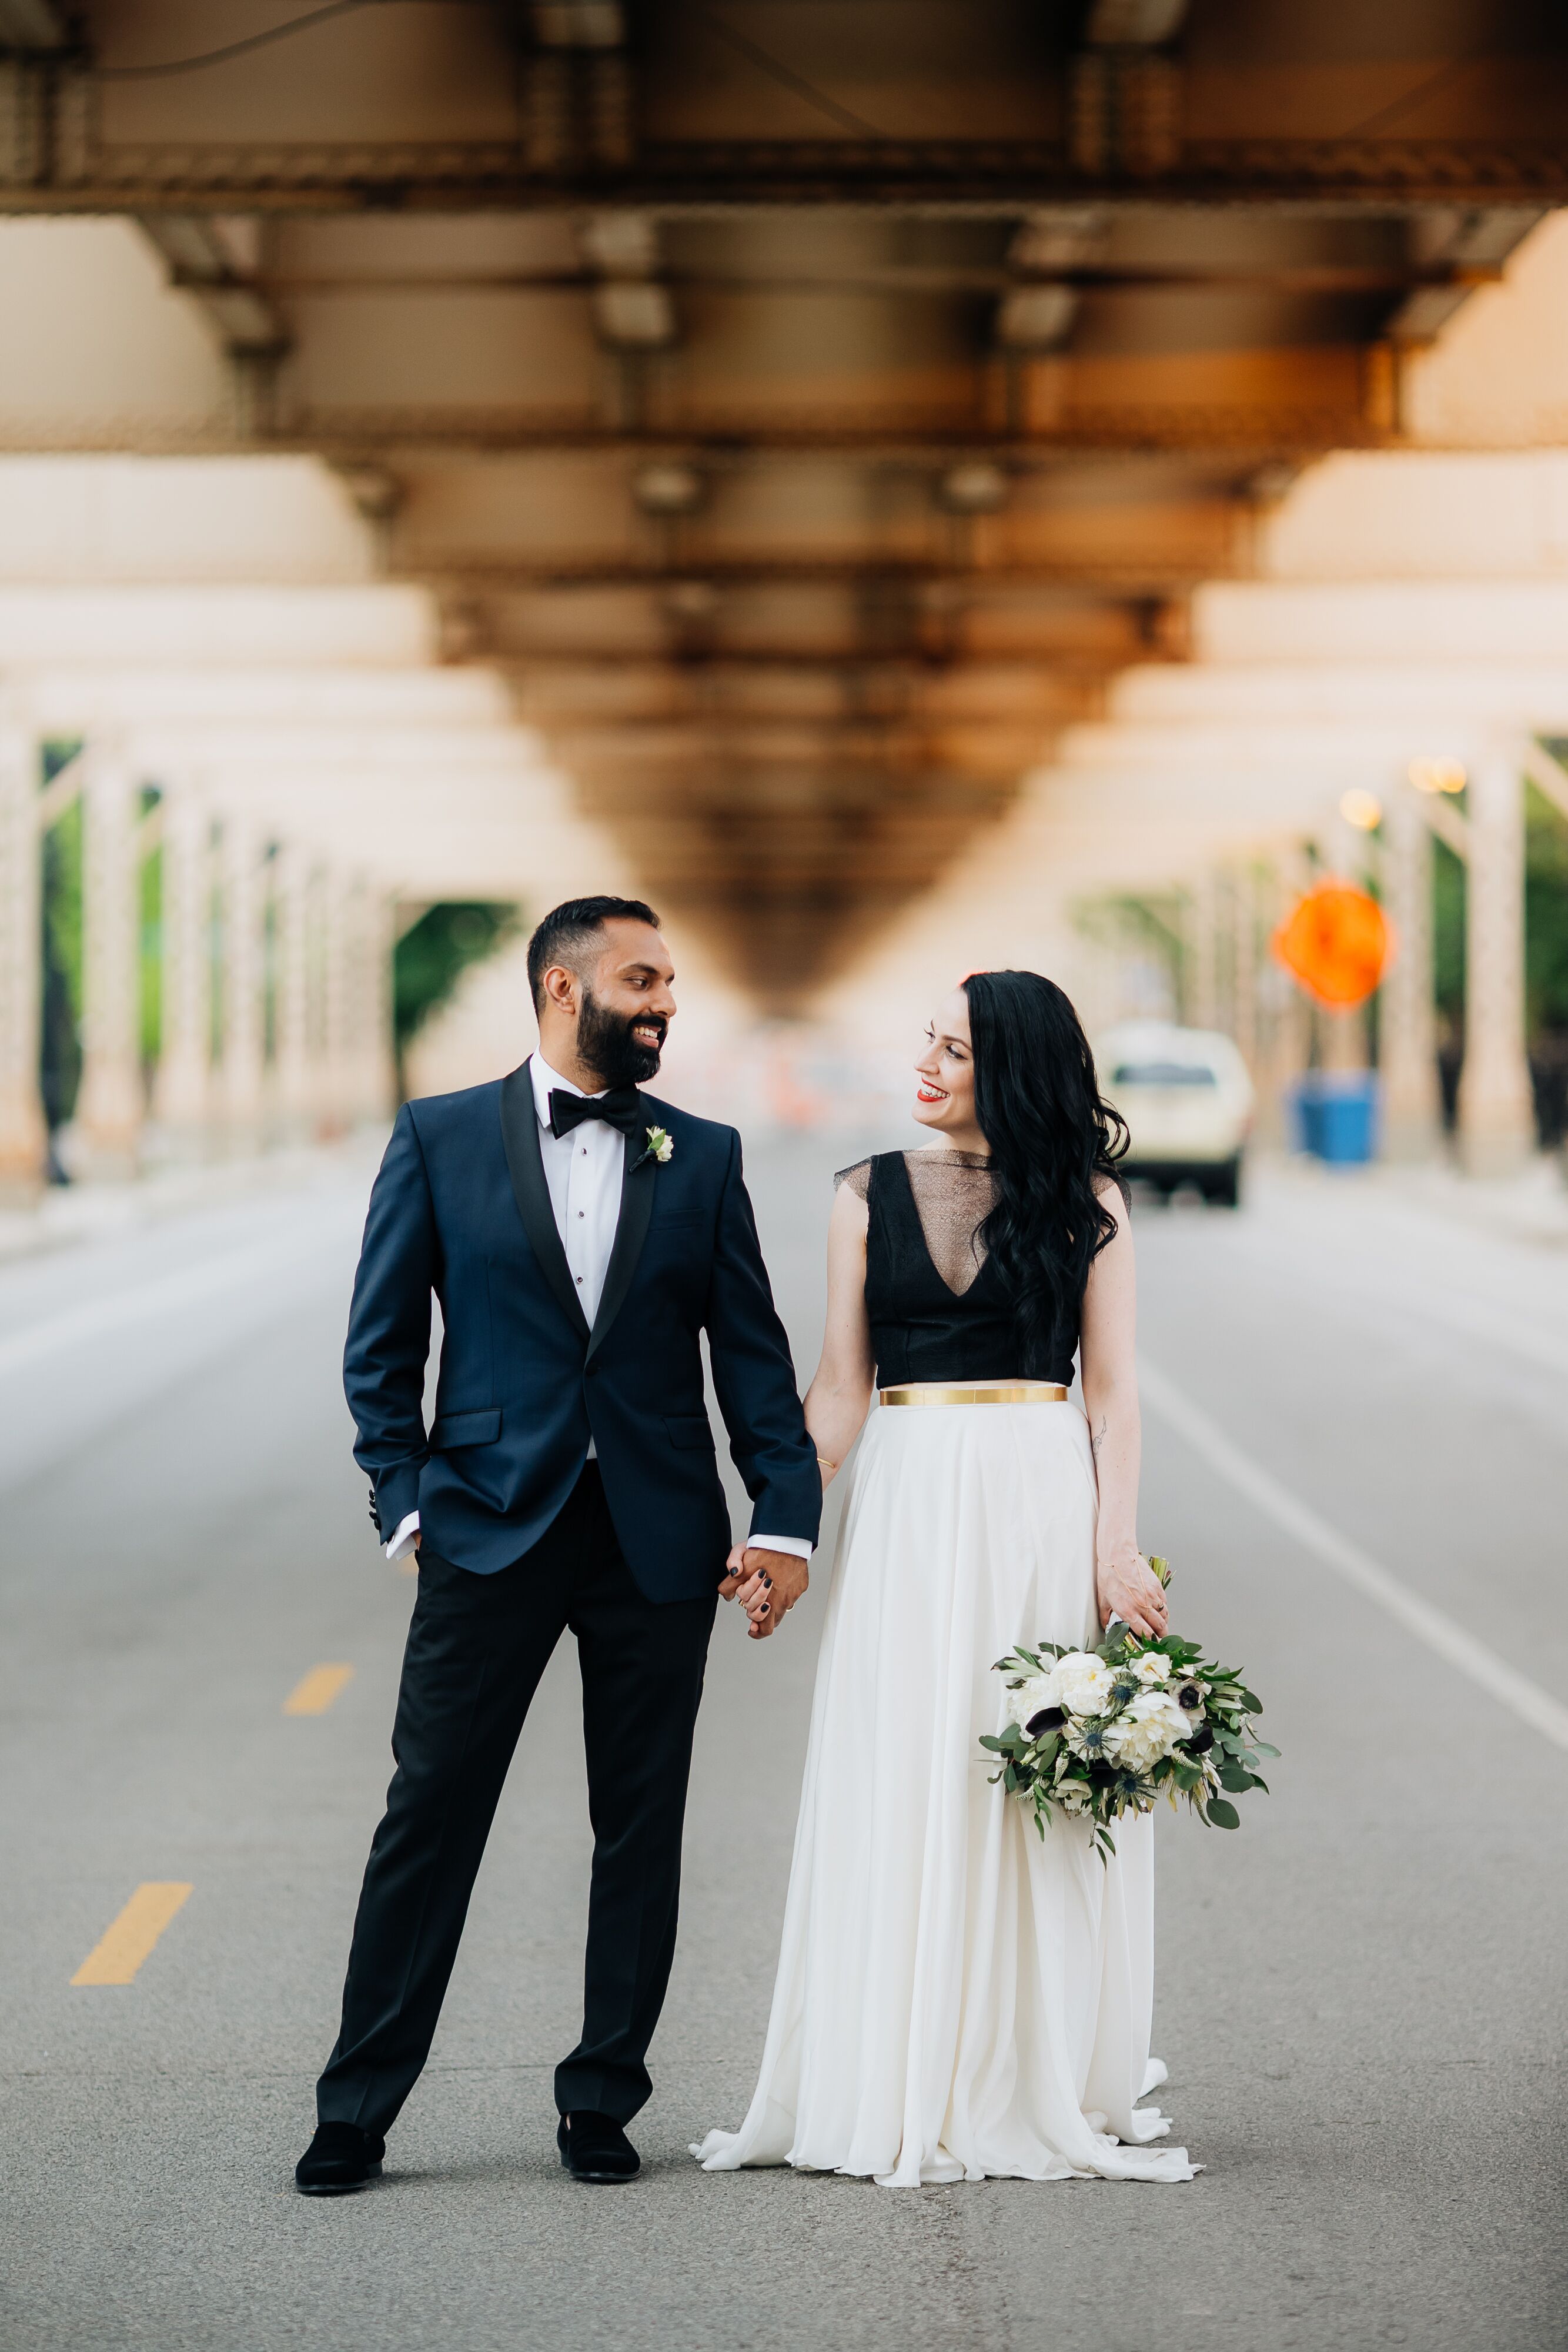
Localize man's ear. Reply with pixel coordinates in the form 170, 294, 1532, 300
541, 961, 578, 1013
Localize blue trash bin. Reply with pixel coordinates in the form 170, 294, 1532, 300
1291, 1072, 1378, 1164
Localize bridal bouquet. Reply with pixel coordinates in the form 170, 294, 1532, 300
981, 1558, 1275, 1860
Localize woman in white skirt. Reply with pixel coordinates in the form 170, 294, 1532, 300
695, 970, 1195, 2189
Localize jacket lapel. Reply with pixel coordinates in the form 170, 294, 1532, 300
586, 1122, 656, 1364
499, 1061, 590, 1339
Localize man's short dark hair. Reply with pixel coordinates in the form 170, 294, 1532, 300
527, 895, 662, 1010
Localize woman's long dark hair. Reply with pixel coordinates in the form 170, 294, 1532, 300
961, 970, 1129, 1371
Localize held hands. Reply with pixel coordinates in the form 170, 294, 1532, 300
1096, 1543, 1169, 1641
719, 1544, 810, 1639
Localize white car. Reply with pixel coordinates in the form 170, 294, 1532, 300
1095, 1022, 1255, 1207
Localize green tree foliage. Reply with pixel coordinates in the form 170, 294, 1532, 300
1432, 832, 1465, 1040
139, 788, 163, 1070
393, 901, 521, 1093
1432, 780, 1568, 1041
1525, 780, 1568, 1036
39, 743, 84, 1131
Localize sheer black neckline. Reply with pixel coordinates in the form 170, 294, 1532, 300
838, 1148, 1082, 1388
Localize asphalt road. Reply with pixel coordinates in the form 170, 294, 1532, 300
1, 1135, 1564, 2352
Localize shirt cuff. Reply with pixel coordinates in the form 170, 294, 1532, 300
385, 1509, 420, 1562
751, 1532, 813, 1561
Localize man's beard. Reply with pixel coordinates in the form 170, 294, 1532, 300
577, 985, 666, 1088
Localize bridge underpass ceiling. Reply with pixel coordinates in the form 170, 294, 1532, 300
1, 2, 1564, 1001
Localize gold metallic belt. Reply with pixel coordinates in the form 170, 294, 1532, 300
878, 1379, 1070, 1408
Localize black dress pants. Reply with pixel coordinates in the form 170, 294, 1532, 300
316, 1464, 717, 2136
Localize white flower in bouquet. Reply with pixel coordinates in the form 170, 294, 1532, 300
1003, 1672, 1060, 1733
982, 1558, 1274, 1853
1105, 1688, 1189, 1772
1051, 1653, 1116, 1718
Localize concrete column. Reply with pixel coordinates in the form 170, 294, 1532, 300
272, 840, 312, 1139
322, 866, 352, 1137
1230, 867, 1258, 1072
217, 814, 266, 1155
151, 786, 211, 1152
357, 887, 397, 1124
1185, 872, 1219, 1030
0, 721, 47, 1199
1457, 749, 1536, 1179
1320, 817, 1369, 1074
76, 749, 143, 1180
1381, 784, 1441, 1162
1258, 853, 1312, 1148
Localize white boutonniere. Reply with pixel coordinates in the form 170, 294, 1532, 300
642, 1124, 674, 1167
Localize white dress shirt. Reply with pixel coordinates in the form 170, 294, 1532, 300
383, 1052, 810, 1565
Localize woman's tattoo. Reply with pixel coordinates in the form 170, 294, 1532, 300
1091, 1415, 1108, 1458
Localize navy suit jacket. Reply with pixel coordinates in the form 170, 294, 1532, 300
342, 1060, 821, 1602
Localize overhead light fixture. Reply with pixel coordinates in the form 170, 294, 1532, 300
580, 211, 658, 276
593, 282, 676, 348
995, 285, 1079, 351
1407, 756, 1466, 794
1339, 788, 1383, 831
938, 462, 1009, 515
634, 462, 704, 516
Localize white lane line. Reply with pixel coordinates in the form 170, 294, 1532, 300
0, 1228, 346, 1381
1140, 1354, 1568, 1753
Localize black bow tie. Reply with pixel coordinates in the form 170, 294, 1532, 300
548, 1085, 643, 1141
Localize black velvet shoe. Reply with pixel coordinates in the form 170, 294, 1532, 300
557, 2110, 639, 2183
295, 2121, 386, 2194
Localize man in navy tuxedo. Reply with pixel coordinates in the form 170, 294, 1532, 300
296, 897, 820, 2193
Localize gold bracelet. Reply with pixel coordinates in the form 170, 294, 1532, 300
815, 1455, 837, 1471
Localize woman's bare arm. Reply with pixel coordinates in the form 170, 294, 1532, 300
736, 1178, 876, 1634
804, 1179, 876, 1482
1079, 1182, 1168, 1640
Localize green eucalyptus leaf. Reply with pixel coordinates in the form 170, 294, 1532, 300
1205, 1797, 1241, 1829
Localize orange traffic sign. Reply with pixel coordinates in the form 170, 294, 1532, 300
1272, 880, 1394, 1009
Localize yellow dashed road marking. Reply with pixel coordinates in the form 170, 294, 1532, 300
283, 1663, 355, 1715
72, 1882, 192, 1986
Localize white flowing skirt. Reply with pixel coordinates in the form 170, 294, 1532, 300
694, 1399, 1196, 2187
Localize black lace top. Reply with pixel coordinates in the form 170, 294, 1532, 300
835, 1150, 1081, 1387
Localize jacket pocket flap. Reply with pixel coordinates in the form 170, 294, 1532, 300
663, 1414, 716, 1451
429, 1406, 502, 1451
